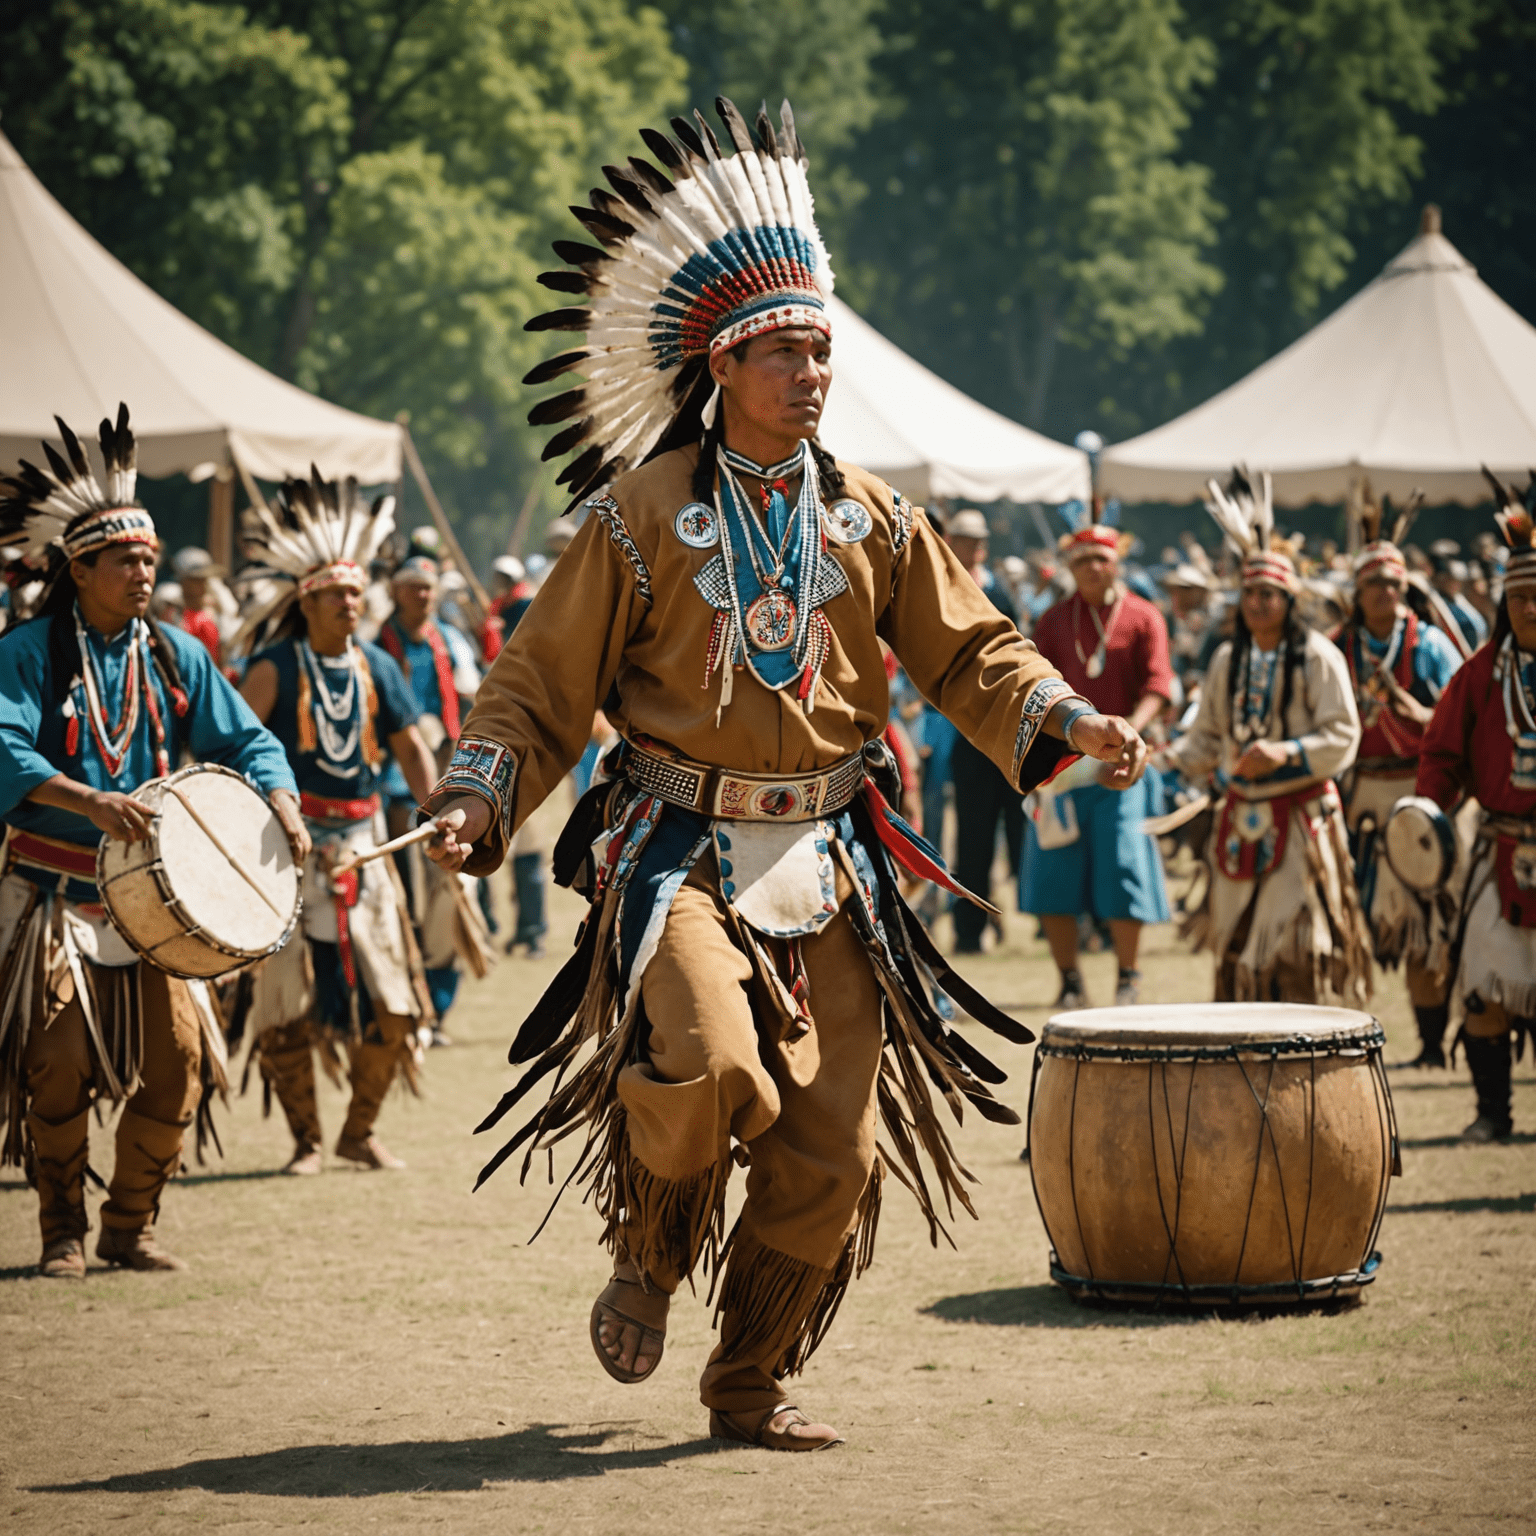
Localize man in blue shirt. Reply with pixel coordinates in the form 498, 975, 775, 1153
235, 471, 440, 1177
0, 408, 302, 1278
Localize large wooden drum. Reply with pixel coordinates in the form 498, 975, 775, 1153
97, 763, 301, 979
1027, 1003, 1398, 1305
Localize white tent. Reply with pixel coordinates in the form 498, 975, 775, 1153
1099, 210, 1536, 507
818, 296, 1089, 505
0, 130, 401, 485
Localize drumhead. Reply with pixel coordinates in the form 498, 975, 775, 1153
149, 765, 298, 953
1041, 1002, 1381, 1054
1383, 796, 1455, 893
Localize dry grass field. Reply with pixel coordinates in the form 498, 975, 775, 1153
2, 883, 1532, 1535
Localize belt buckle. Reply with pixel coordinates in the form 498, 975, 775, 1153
715, 773, 816, 821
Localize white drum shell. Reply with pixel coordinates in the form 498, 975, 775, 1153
97, 765, 300, 978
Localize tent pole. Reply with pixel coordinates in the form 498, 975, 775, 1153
396, 420, 492, 615
231, 452, 270, 515
206, 466, 235, 570
506, 474, 543, 558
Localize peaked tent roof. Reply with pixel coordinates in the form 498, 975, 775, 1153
817, 297, 1089, 505
0, 130, 400, 483
1099, 212, 1536, 507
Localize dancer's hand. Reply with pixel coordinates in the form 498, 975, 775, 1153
1233, 740, 1290, 780
270, 790, 312, 864
87, 790, 155, 842
424, 799, 489, 871
1072, 713, 1148, 788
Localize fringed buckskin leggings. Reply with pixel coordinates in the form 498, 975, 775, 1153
25, 965, 202, 1242
618, 864, 884, 1415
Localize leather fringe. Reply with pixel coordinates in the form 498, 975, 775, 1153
711, 1161, 883, 1379
597, 1124, 730, 1293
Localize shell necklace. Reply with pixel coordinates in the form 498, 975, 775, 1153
1073, 588, 1123, 680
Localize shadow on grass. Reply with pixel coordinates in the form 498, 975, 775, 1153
174, 1169, 290, 1186
926, 1284, 1203, 1329
1399, 1132, 1536, 1149
31, 1424, 723, 1495
1387, 1192, 1536, 1215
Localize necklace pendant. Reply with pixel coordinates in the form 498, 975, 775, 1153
1086, 651, 1105, 679
744, 590, 797, 651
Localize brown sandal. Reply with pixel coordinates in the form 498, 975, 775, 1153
709, 1404, 845, 1452
590, 1274, 669, 1384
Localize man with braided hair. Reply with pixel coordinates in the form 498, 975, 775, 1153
1334, 485, 1467, 1067
1413, 472, 1536, 1142
421, 98, 1146, 1451
0, 406, 303, 1277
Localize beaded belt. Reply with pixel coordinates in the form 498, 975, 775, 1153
623, 742, 866, 822
300, 791, 380, 824
1484, 812, 1536, 843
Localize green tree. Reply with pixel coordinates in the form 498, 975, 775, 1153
0, 0, 686, 563
833, 0, 1222, 436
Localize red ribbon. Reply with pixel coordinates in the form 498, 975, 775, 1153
381, 618, 461, 740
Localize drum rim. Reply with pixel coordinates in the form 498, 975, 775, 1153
1383, 794, 1455, 891
95, 763, 302, 977
1038, 1002, 1383, 1057
1047, 1249, 1383, 1307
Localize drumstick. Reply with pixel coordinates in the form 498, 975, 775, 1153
329, 818, 447, 879
163, 782, 287, 920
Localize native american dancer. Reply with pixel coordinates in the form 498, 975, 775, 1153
1024, 522, 1175, 1008
0, 407, 303, 1277
1413, 473, 1536, 1142
1163, 470, 1370, 1004
231, 471, 441, 1175
419, 99, 1146, 1452
1335, 486, 1468, 1067
377, 555, 493, 1042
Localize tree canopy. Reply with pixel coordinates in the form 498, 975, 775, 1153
0, 0, 1529, 552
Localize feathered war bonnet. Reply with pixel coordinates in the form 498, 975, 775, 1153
1482, 466, 1536, 596
232, 466, 395, 653
1203, 467, 1298, 594
0, 404, 154, 596
522, 96, 834, 506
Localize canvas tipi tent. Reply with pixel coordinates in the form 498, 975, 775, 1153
817, 297, 1089, 505
0, 130, 401, 490
1099, 209, 1536, 506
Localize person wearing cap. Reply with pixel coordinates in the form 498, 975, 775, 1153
1415, 474, 1536, 1142
1163, 470, 1369, 1005
1164, 562, 1215, 681
378, 555, 491, 1043
944, 509, 1030, 953
235, 472, 441, 1176
171, 546, 227, 665
1430, 540, 1489, 651
416, 97, 1148, 1453
1024, 523, 1175, 1006
0, 406, 303, 1277
1335, 492, 1466, 1069
481, 555, 531, 665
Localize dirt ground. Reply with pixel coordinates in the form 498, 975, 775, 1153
2, 883, 1532, 1535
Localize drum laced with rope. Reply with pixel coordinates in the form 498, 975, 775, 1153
1026, 1003, 1399, 1306
97, 763, 302, 979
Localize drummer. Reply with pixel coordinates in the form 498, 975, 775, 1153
0, 407, 304, 1278
1414, 474, 1536, 1142
1335, 489, 1466, 1068
235, 470, 441, 1176
377, 555, 488, 1042
1161, 470, 1370, 1005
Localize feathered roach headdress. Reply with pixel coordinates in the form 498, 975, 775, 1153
522, 96, 834, 507
1203, 467, 1297, 593
1346, 478, 1472, 656
0, 404, 153, 595
1483, 466, 1536, 596
232, 467, 395, 653
1347, 478, 1422, 586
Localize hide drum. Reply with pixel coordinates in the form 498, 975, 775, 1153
97, 764, 301, 979
1382, 795, 1456, 893
1028, 1003, 1397, 1305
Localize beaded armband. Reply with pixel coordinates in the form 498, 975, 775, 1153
1011, 678, 1078, 785
434, 736, 517, 846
